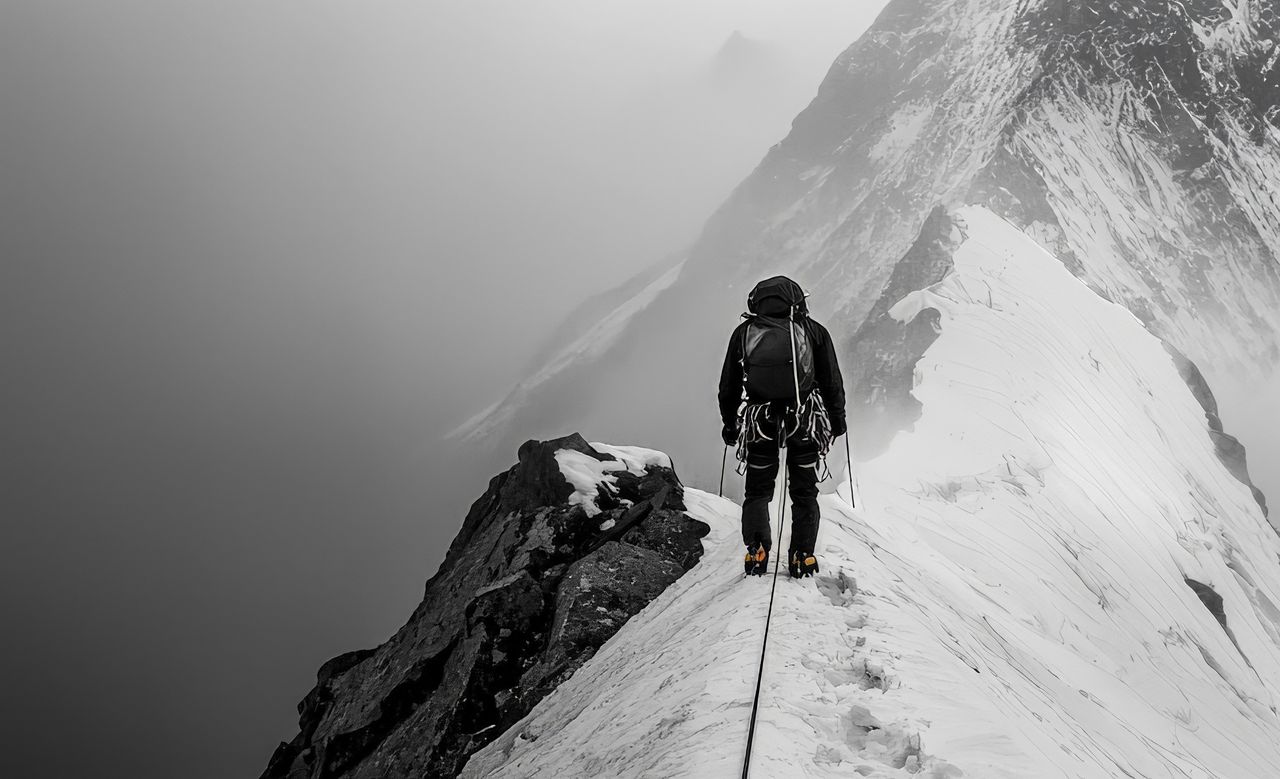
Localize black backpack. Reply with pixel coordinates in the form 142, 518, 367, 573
741, 277, 815, 403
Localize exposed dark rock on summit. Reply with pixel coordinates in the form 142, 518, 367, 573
262, 434, 709, 779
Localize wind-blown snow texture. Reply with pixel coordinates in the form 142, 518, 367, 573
455, 0, 1280, 490
464, 207, 1280, 778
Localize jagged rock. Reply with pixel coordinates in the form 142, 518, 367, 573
262, 435, 709, 779
1163, 342, 1270, 521
620, 507, 708, 570
552, 541, 685, 652
1186, 577, 1229, 631
467, 570, 543, 634
520, 540, 686, 699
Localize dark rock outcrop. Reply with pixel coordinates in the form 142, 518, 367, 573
1163, 342, 1270, 524
844, 206, 962, 458
1185, 576, 1254, 671
262, 434, 709, 779
1186, 577, 1229, 631
518, 540, 686, 699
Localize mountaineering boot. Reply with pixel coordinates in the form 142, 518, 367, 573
788, 550, 819, 579
744, 543, 769, 576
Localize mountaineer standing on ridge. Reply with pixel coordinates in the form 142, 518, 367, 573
719, 276, 847, 579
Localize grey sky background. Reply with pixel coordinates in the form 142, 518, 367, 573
1, 2, 889, 777
4, 3, 1277, 778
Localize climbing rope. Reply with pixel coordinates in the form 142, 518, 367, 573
741, 434, 790, 779
719, 444, 728, 498
844, 429, 856, 509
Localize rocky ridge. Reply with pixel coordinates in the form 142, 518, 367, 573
262, 435, 708, 779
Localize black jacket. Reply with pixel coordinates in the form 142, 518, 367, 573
718, 315, 846, 431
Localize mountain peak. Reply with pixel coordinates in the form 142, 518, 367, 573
715, 29, 760, 56
709, 29, 781, 87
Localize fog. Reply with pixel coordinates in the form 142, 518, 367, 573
1217, 374, 1280, 518
0, 2, 885, 776
5, 3, 1279, 777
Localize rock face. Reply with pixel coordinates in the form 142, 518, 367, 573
844, 206, 961, 456
1164, 341, 1271, 523
262, 435, 709, 779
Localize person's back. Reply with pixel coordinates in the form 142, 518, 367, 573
718, 276, 847, 578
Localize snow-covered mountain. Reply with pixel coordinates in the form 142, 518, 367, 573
456, 0, 1279, 485
464, 206, 1280, 777
265, 1, 1280, 776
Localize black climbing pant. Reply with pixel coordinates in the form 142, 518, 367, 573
741, 417, 821, 554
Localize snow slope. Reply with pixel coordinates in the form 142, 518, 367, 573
463, 208, 1280, 778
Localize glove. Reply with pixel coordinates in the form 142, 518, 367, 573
721, 424, 739, 446
830, 416, 847, 438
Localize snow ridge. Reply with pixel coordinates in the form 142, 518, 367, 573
464, 208, 1280, 778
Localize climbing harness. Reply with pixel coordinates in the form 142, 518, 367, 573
734, 306, 833, 476
735, 396, 832, 470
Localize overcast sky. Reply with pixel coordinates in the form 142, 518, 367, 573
5, 3, 1278, 777
0, 2, 889, 776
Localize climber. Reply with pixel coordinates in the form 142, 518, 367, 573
718, 276, 847, 578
